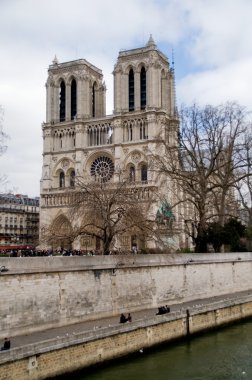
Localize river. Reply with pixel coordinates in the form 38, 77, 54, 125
68, 320, 252, 380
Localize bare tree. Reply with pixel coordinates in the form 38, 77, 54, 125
235, 124, 252, 247
153, 102, 249, 253
43, 177, 158, 254
210, 103, 248, 226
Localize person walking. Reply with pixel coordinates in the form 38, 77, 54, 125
1, 337, 10, 350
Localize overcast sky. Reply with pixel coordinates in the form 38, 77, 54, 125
1, 0, 252, 197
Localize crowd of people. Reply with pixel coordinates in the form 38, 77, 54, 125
0, 248, 98, 257
0, 248, 140, 257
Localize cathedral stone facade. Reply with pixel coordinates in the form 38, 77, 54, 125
40, 36, 186, 252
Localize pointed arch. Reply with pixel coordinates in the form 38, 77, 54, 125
141, 164, 148, 183
59, 171, 65, 188
128, 68, 134, 112
50, 214, 73, 249
140, 66, 146, 110
59, 80, 66, 122
129, 165, 136, 182
71, 78, 77, 120
70, 170, 75, 187
92, 82, 98, 117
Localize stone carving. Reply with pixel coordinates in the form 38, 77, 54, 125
131, 152, 141, 163
61, 159, 70, 168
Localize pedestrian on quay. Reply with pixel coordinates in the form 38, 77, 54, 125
120, 313, 128, 323
1, 337, 11, 351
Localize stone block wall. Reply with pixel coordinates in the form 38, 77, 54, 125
1, 253, 252, 338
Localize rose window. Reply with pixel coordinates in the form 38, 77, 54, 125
90, 156, 114, 182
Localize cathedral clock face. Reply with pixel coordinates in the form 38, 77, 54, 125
90, 156, 114, 182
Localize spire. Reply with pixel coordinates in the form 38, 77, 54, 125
146, 34, 156, 48
172, 48, 175, 70
171, 49, 178, 117
52, 55, 58, 65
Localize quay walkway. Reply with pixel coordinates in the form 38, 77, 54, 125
8, 289, 252, 350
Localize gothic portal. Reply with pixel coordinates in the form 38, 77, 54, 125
40, 36, 185, 252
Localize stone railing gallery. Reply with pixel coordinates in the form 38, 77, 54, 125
41, 183, 155, 208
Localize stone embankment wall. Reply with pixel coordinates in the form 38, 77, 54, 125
1, 253, 252, 338
1, 295, 252, 380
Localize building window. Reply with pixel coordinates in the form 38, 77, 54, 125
59, 172, 65, 188
129, 69, 134, 112
59, 81, 66, 122
141, 165, 148, 182
140, 67, 146, 110
129, 166, 135, 182
92, 82, 97, 117
70, 170, 75, 187
129, 123, 133, 141
90, 156, 114, 182
71, 79, 77, 120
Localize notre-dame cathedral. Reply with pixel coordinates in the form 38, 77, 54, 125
40, 36, 187, 252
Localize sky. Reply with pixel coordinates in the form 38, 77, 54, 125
1, 0, 252, 197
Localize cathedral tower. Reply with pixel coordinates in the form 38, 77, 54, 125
40, 37, 183, 252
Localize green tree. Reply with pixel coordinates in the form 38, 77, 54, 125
206, 222, 226, 253
224, 218, 246, 252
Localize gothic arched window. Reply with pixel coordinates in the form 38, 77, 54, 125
129, 123, 133, 141
59, 172, 65, 188
129, 166, 135, 182
70, 170, 75, 187
141, 165, 148, 183
71, 79, 77, 120
59, 81, 66, 122
140, 67, 146, 110
92, 82, 97, 117
129, 69, 134, 112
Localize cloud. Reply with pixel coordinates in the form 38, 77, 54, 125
177, 58, 252, 108
183, 0, 252, 67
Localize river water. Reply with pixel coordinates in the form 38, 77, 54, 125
70, 319, 252, 380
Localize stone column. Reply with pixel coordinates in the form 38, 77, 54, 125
135, 71, 140, 111
122, 73, 128, 112
66, 84, 71, 121
53, 85, 59, 122
113, 66, 122, 114
46, 83, 51, 123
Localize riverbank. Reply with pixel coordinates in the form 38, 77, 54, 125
1, 290, 252, 380
1, 253, 252, 339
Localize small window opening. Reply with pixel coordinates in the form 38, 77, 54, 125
141, 165, 148, 182
70, 170, 75, 187
129, 166, 135, 182
59, 81, 66, 122
71, 79, 77, 120
59, 172, 65, 188
129, 69, 134, 112
140, 67, 146, 110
